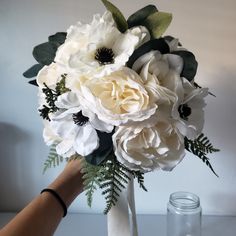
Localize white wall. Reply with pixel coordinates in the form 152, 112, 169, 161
0, 0, 236, 215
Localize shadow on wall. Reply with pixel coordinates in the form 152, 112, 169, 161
0, 122, 31, 211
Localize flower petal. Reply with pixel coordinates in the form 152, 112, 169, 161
73, 124, 99, 156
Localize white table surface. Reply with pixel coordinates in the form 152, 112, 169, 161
0, 213, 236, 236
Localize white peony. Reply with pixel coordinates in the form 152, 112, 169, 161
113, 115, 185, 172
47, 92, 113, 157
133, 51, 183, 107
69, 67, 158, 126
55, 11, 149, 78
132, 50, 207, 139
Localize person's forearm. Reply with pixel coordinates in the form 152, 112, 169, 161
0, 159, 83, 236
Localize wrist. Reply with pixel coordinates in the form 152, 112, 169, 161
48, 159, 84, 207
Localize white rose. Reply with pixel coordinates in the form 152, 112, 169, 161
55, 11, 149, 78
70, 67, 157, 126
113, 116, 185, 172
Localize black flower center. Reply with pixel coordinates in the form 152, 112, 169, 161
178, 104, 192, 121
73, 111, 89, 126
95, 47, 115, 65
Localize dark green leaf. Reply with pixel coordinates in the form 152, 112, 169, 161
23, 64, 44, 78
101, 0, 128, 33
48, 32, 67, 46
127, 5, 158, 28
28, 79, 38, 86
144, 11, 172, 39
164, 35, 182, 46
172, 50, 198, 81
127, 38, 170, 68
33, 42, 58, 65
84, 131, 113, 166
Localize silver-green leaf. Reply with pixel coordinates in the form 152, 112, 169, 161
127, 5, 158, 28
101, 0, 128, 33
144, 11, 172, 38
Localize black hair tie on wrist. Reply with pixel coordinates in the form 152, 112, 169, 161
41, 188, 67, 217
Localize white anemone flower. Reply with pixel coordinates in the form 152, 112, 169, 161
172, 79, 208, 140
55, 11, 149, 78
49, 92, 113, 157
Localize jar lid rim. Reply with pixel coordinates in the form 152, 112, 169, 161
169, 191, 200, 209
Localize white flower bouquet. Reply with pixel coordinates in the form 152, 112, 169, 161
23, 0, 219, 229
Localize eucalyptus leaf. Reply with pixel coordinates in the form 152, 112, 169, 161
23, 64, 44, 78
28, 79, 38, 86
127, 38, 170, 68
127, 5, 158, 28
172, 50, 198, 81
48, 32, 67, 46
144, 11, 172, 38
101, 0, 128, 33
33, 42, 58, 65
84, 131, 113, 166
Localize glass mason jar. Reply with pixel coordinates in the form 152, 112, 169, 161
167, 191, 202, 236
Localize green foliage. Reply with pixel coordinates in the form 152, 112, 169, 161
33, 42, 58, 66
84, 130, 114, 166
133, 171, 147, 192
127, 5, 158, 28
23, 32, 67, 82
127, 38, 170, 68
172, 51, 198, 81
82, 160, 107, 207
101, 0, 128, 33
143, 11, 172, 39
43, 144, 64, 174
82, 156, 147, 214
55, 74, 70, 94
38, 83, 59, 120
185, 133, 219, 177
48, 32, 67, 46
194, 133, 220, 154
39, 76, 70, 120
23, 64, 44, 78
101, 159, 131, 214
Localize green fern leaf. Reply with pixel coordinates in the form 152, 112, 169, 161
133, 171, 148, 192
185, 137, 219, 177
196, 133, 220, 153
82, 160, 107, 208
43, 144, 64, 174
100, 159, 130, 214
82, 155, 148, 214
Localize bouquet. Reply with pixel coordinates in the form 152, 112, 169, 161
23, 0, 219, 235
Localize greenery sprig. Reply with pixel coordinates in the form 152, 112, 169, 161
82, 155, 147, 214
43, 144, 64, 174
185, 133, 220, 177
39, 75, 70, 120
